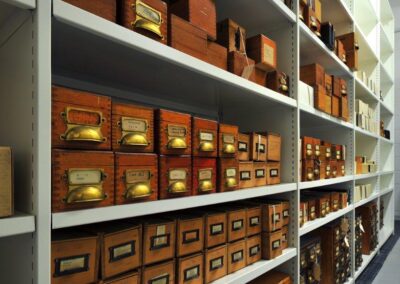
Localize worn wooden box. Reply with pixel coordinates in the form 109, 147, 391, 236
192, 157, 217, 195
336, 32, 359, 71
246, 205, 262, 237
52, 85, 112, 150
266, 71, 290, 96
51, 231, 99, 284
246, 234, 262, 265
266, 162, 281, 185
228, 239, 247, 273
305, 6, 321, 38
206, 41, 228, 70
267, 133, 281, 162
239, 161, 255, 189
336, 39, 347, 63
301, 159, 314, 182
325, 87, 332, 115
300, 63, 325, 87
159, 155, 192, 199
176, 215, 204, 257
118, 0, 167, 44
177, 253, 204, 284
262, 230, 283, 260
227, 51, 257, 82
218, 158, 239, 192
0, 147, 12, 218
218, 124, 238, 158
337, 160, 345, 177
217, 18, 246, 53
302, 136, 315, 160
314, 85, 327, 112
330, 160, 338, 178
205, 245, 227, 283
204, 210, 227, 248
142, 260, 175, 284
253, 162, 267, 187
192, 117, 218, 157
246, 34, 277, 72
321, 141, 332, 160
261, 202, 283, 232
248, 133, 267, 161
143, 218, 176, 265
226, 207, 247, 242
100, 271, 140, 284
299, 201, 308, 227
115, 153, 158, 205
169, 0, 216, 40
238, 133, 250, 161
65, 0, 116, 21
281, 225, 289, 250
52, 150, 114, 212
111, 103, 154, 153
156, 109, 191, 155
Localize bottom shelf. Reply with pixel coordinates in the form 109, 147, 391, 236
212, 248, 297, 284
379, 227, 394, 249
354, 247, 379, 279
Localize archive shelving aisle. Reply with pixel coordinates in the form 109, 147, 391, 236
0, 0, 395, 283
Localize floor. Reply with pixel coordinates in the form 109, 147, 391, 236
356, 221, 400, 284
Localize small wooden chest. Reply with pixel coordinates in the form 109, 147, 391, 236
281, 225, 289, 250
246, 205, 262, 237
267, 133, 281, 162
176, 215, 204, 257
192, 117, 217, 157
217, 19, 246, 53
143, 218, 176, 265
249, 133, 267, 161
52, 150, 114, 212
64, 0, 116, 22
305, 6, 321, 38
246, 34, 277, 72
142, 260, 175, 284
336, 32, 359, 70
205, 245, 227, 283
226, 207, 247, 242
192, 157, 217, 194
238, 133, 250, 161
156, 109, 191, 155
261, 202, 283, 232
100, 271, 140, 284
111, 102, 154, 153
218, 158, 239, 192
218, 123, 238, 158
266, 71, 290, 96
246, 234, 262, 265
266, 162, 281, 185
159, 155, 192, 199
51, 230, 99, 284
204, 210, 227, 248
228, 239, 247, 273
118, 0, 167, 44
115, 153, 158, 205
177, 253, 204, 284
253, 162, 267, 187
300, 63, 325, 87
52, 85, 112, 150
206, 41, 228, 70
262, 230, 283, 260
0, 147, 12, 218
239, 161, 255, 189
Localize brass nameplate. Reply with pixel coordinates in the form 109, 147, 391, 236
225, 168, 236, 177
68, 169, 102, 185
199, 169, 212, 180
125, 169, 150, 184
63, 107, 103, 126
232, 250, 244, 263
121, 117, 147, 132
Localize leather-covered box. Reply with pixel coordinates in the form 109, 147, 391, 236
204, 210, 227, 248
249, 133, 267, 161
305, 6, 321, 38
112, 103, 154, 153
100, 271, 140, 284
226, 206, 247, 242
238, 133, 250, 161
192, 117, 217, 157
254, 162, 266, 187
169, 14, 207, 61
217, 18, 246, 53
192, 157, 217, 195
118, 0, 167, 44
156, 109, 191, 155
0, 147, 12, 218
142, 260, 175, 284
218, 158, 239, 192
267, 133, 281, 162
177, 253, 203, 284
176, 214, 204, 257
336, 32, 359, 70
300, 63, 325, 87
206, 41, 228, 70
143, 218, 176, 265
228, 239, 247, 273
205, 245, 227, 283
281, 225, 289, 250
51, 230, 99, 284
262, 230, 282, 260
239, 161, 255, 189
159, 155, 192, 199
52, 150, 114, 212
246, 205, 262, 237
246, 234, 262, 265
266, 71, 290, 96
115, 153, 158, 205
246, 34, 277, 72
52, 85, 111, 150
302, 136, 315, 160
169, 0, 216, 40
218, 124, 238, 158
266, 162, 281, 185
64, 0, 116, 22
261, 202, 282, 232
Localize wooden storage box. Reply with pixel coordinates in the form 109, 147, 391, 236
249, 271, 291, 284
314, 85, 327, 112
192, 117, 218, 157
267, 133, 281, 162
262, 230, 283, 260
205, 245, 227, 283
331, 90, 340, 117
142, 260, 175, 284
169, 0, 216, 40
52, 85, 111, 150
337, 160, 345, 177
314, 138, 321, 160
246, 234, 262, 265
336, 39, 347, 63
266, 71, 290, 96
227, 51, 256, 82
246, 205, 262, 237
254, 162, 267, 187
302, 136, 315, 160
266, 162, 281, 185
159, 155, 192, 199
246, 34, 277, 72
300, 63, 325, 87
281, 225, 289, 250
305, 6, 321, 38
302, 159, 314, 182
282, 201, 290, 226
227, 239, 247, 273
100, 271, 140, 283
239, 161, 255, 189
321, 141, 332, 160
192, 157, 217, 195
249, 133, 267, 161
206, 41, 228, 70
112, 103, 154, 152
118, 0, 167, 44
336, 32, 359, 70
217, 18, 246, 53
261, 202, 283, 232
218, 158, 239, 192
51, 231, 99, 284
340, 95, 349, 121
238, 133, 250, 161
330, 192, 340, 212
0, 147, 12, 218
300, 201, 309, 225
330, 160, 338, 178
115, 153, 158, 205
52, 150, 114, 212
204, 210, 227, 248
177, 253, 203, 284
143, 218, 176, 265
306, 198, 317, 221
176, 215, 204, 257
218, 124, 238, 158
156, 109, 191, 155
226, 207, 247, 242
64, 0, 116, 22
169, 14, 207, 61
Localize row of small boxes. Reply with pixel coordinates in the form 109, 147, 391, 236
356, 202, 378, 255
354, 183, 373, 203
355, 214, 364, 270
300, 235, 322, 284
355, 156, 378, 175
355, 98, 378, 134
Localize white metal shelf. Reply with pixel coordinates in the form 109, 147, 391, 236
354, 192, 380, 208
380, 136, 394, 145
0, 212, 35, 238
212, 248, 297, 284
354, 22, 379, 63
380, 23, 394, 55
354, 173, 379, 181
355, 126, 380, 139
379, 227, 394, 249
380, 187, 394, 196
0, 0, 35, 10
380, 99, 394, 116
299, 205, 354, 236
380, 170, 394, 176
354, 247, 379, 279
299, 175, 354, 190
355, 77, 379, 103
380, 61, 394, 87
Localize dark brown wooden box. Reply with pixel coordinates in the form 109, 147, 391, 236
115, 153, 158, 205
159, 155, 192, 199
206, 41, 228, 70
314, 138, 321, 160
112, 102, 154, 153
336, 39, 347, 63
337, 160, 345, 177
65, 0, 116, 22
52, 85, 111, 150
266, 71, 290, 96
331, 92, 340, 117
218, 158, 239, 192
246, 205, 262, 237
302, 136, 315, 160
192, 117, 218, 157
261, 202, 283, 232
336, 32, 359, 70
218, 124, 238, 158
176, 215, 204, 257
253, 162, 267, 187
246, 234, 262, 265
305, 6, 321, 38
300, 63, 325, 87
217, 18, 246, 53
228, 239, 247, 273
330, 160, 338, 178
301, 159, 314, 182
246, 34, 277, 72
204, 211, 227, 249
238, 133, 250, 161
262, 230, 282, 260
340, 95, 349, 122
266, 162, 281, 185
249, 133, 267, 161
52, 150, 114, 212
227, 51, 257, 82
177, 253, 204, 284
142, 260, 175, 284
314, 85, 327, 112
239, 161, 255, 189
205, 245, 227, 283
192, 157, 217, 195
118, 0, 167, 44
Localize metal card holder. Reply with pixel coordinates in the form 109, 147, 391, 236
132, 0, 164, 39
54, 254, 90, 277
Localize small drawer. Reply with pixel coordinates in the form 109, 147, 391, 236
266, 162, 281, 185
253, 162, 267, 187
218, 158, 239, 192
262, 230, 282, 260
205, 245, 227, 283
239, 161, 255, 189
227, 208, 247, 242
246, 205, 262, 237
227, 239, 247, 274
204, 211, 227, 249
218, 124, 238, 158
248, 133, 267, 161
177, 253, 203, 284
176, 215, 204, 257
142, 260, 175, 284
238, 133, 250, 161
246, 234, 262, 265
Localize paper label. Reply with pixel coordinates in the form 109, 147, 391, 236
210, 257, 223, 270
223, 134, 235, 144
238, 142, 248, 151
270, 169, 279, 177
149, 274, 169, 284
211, 223, 223, 235
184, 266, 199, 281
168, 125, 186, 137
250, 217, 260, 226
250, 245, 260, 256
226, 168, 236, 177
59, 257, 85, 273
68, 169, 101, 185
200, 131, 213, 141
232, 250, 244, 263
111, 241, 134, 261
136, 1, 161, 25
232, 220, 243, 230
199, 169, 212, 180
256, 169, 265, 178
240, 171, 251, 180
263, 44, 275, 66
272, 240, 281, 249
121, 117, 147, 132
169, 169, 186, 180
125, 169, 150, 183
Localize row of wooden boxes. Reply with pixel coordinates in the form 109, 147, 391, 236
355, 214, 363, 270
356, 202, 378, 256
300, 190, 348, 227
52, 200, 291, 283
62, 0, 290, 97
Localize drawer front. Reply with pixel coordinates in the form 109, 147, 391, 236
262, 230, 282, 260
159, 156, 192, 199
218, 159, 239, 192
192, 117, 218, 157
246, 207, 262, 237
143, 222, 175, 265
177, 254, 203, 284
228, 240, 246, 273
205, 213, 227, 248
205, 245, 227, 283
218, 124, 238, 158
227, 210, 246, 242
246, 235, 262, 265
177, 218, 204, 257
143, 260, 175, 284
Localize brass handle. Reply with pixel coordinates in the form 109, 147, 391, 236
133, 19, 163, 39
315, 150, 320, 157
223, 143, 236, 154
167, 137, 187, 149
199, 141, 214, 152
131, 0, 164, 39
225, 177, 237, 188
125, 182, 152, 200
168, 181, 187, 193
306, 149, 313, 157
307, 172, 313, 181
279, 84, 288, 92
61, 125, 105, 143
63, 186, 107, 204
332, 170, 337, 177
355, 42, 359, 50
120, 132, 149, 146
199, 180, 213, 192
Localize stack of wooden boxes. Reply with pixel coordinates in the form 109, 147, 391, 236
356, 202, 379, 255
300, 235, 322, 284
355, 214, 363, 270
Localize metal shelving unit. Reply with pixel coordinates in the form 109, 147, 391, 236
0, 0, 395, 283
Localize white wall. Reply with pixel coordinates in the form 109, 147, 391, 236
395, 32, 400, 219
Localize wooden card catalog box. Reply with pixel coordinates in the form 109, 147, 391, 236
176, 215, 204, 257
246, 234, 262, 265
205, 245, 227, 283
266, 162, 281, 185
206, 41, 228, 70
217, 18, 246, 53
226, 207, 247, 242
246, 205, 262, 237
254, 162, 267, 187
314, 85, 327, 112
302, 136, 315, 160
218, 124, 238, 158
0, 147, 12, 218
177, 253, 204, 284
228, 239, 247, 273
266, 71, 290, 96
246, 34, 277, 72
204, 210, 227, 248
192, 117, 218, 157
218, 158, 239, 192
262, 230, 283, 260
238, 133, 250, 161
64, 0, 116, 22
142, 260, 175, 284
192, 157, 217, 195
300, 63, 325, 87
239, 162, 255, 189
249, 133, 267, 161
261, 202, 283, 232
159, 155, 192, 199
267, 133, 281, 162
